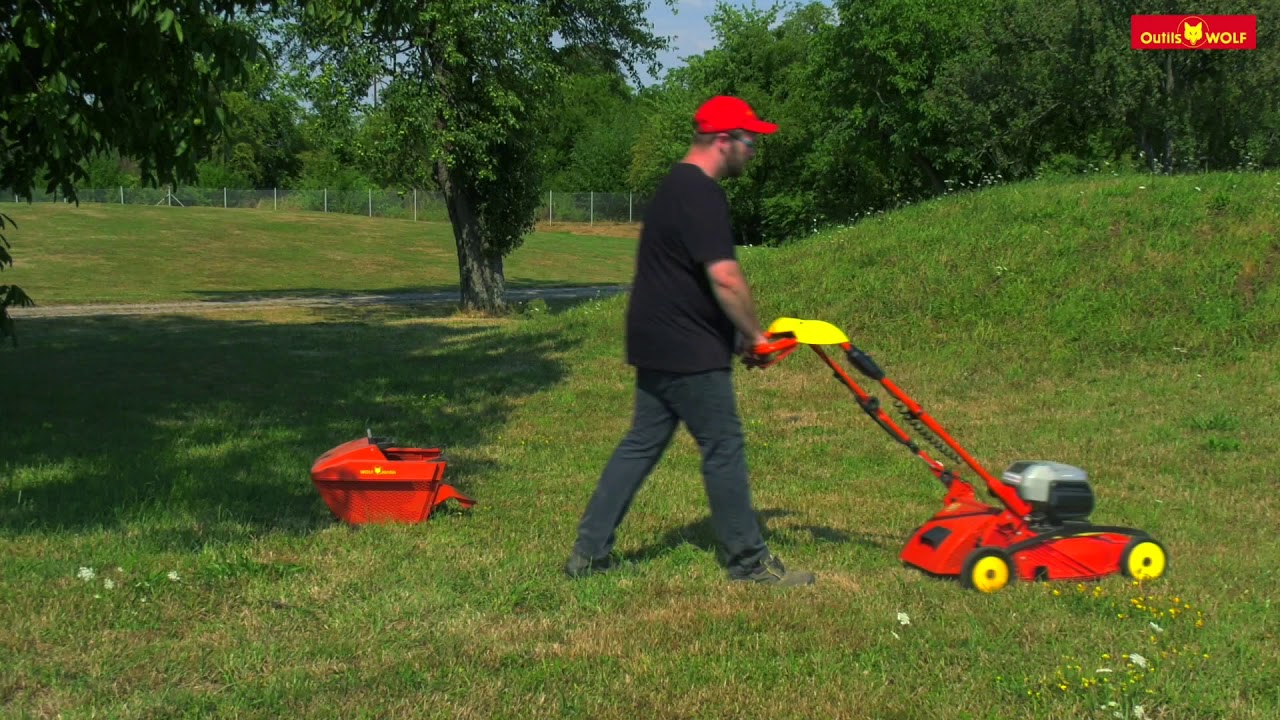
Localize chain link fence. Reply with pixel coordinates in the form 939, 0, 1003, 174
3, 187, 648, 226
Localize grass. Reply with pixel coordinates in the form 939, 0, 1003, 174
0, 203, 638, 305
2, 170, 1279, 719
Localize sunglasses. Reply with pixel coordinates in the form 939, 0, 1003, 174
720, 132, 756, 148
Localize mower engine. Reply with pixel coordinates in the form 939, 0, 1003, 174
1001, 461, 1095, 526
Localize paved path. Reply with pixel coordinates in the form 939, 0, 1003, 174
10, 285, 629, 318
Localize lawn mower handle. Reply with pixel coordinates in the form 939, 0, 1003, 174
749, 333, 883, 381
751, 325, 1034, 518
744, 334, 800, 369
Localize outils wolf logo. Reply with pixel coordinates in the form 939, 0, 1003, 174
1130, 14, 1256, 50
1182, 17, 1206, 47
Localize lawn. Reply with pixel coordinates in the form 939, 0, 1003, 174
1, 170, 1277, 719
0, 202, 638, 305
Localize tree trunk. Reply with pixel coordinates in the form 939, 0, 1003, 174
434, 158, 506, 313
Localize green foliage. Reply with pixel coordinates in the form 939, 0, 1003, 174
82, 151, 143, 189
615, 0, 1280, 246
0, 1, 268, 200
207, 87, 306, 188
627, 83, 703, 193
544, 61, 642, 192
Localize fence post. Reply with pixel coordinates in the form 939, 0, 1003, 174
324, 188, 328, 213
590, 191, 594, 226
629, 192, 632, 223
368, 189, 372, 217
414, 189, 418, 221
549, 190, 553, 223
167, 186, 171, 207
274, 187, 277, 210
120, 186, 124, 205
224, 188, 227, 209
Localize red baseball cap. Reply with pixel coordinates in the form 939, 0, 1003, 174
693, 95, 778, 135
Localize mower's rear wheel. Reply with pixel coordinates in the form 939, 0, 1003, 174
1121, 537, 1167, 581
962, 548, 1015, 593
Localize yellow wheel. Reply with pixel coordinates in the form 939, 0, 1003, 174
1121, 538, 1167, 581
962, 549, 1014, 593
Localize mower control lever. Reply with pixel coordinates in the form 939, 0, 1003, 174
846, 345, 884, 381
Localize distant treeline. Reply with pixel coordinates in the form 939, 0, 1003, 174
74, 1, 1280, 245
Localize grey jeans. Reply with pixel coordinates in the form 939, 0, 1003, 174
572, 367, 769, 576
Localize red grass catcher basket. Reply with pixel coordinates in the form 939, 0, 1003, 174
310, 435, 475, 525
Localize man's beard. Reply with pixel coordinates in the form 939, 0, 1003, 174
723, 148, 747, 178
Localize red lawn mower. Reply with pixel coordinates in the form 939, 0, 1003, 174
751, 318, 1168, 593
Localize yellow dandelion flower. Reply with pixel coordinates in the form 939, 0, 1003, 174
1102, 653, 1111, 660
1053, 589, 1061, 596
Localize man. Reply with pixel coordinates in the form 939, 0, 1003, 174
563, 95, 815, 587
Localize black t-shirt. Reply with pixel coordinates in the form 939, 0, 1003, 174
625, 162, 737, 373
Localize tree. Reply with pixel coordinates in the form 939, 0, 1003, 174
541, 49, 638, 191
0, 0, 268, 343
279, 1, 671, 312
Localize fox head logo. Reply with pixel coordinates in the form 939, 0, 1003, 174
1183, 20, 1205, 45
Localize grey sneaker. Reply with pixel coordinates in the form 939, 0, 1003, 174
734, 555, 816, 587
563, 551, 616, 579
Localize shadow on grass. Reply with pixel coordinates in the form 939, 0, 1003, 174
0, 304, 582, 544
621, 508, 889, 566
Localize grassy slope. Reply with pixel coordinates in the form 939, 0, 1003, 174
0, 203, 638, 304
1, 171, 1277, 719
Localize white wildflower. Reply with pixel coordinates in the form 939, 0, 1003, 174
77, 567, 96, 582
167, 571, 181, 582
1149, 621, 1164, 633
1130, 652, 1149, 669
103, 578, 116, 591
896, 612, 911, 626
1134, 706, 1148, 719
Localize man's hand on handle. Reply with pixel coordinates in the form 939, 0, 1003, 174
737, 331, 773, 370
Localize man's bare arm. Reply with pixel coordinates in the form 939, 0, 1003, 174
707, 259, 766, 348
